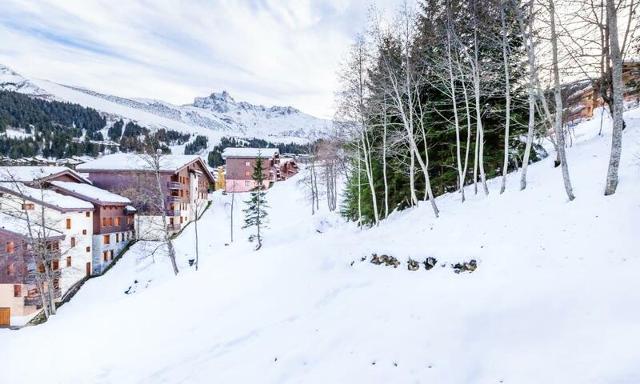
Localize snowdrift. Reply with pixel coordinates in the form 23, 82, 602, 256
0, 109, 639, 383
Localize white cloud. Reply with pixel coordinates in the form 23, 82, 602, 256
0, 0, 402, 118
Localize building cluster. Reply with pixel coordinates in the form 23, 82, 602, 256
221, 147, 298, 192
564, 61, 640, 124
0, 153, 214, 327
0, 148, 294, 326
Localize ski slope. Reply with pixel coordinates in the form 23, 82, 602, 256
0, 109, 639, 383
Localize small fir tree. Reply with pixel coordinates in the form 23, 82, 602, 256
243, 152, 269, 250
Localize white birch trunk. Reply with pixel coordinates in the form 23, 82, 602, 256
550, 0, 576, 201
500, 3, 511, 194
604, 0, 624, 195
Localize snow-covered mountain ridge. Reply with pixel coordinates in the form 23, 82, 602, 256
0, 64, 328, 145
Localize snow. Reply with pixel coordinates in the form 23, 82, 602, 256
222, 147, 280, 158
50, 181, 131, 204
0, 182, 94, 210
76, 153, 203, 172
0, 166, 89, 183
0, 211, 63, 237
0, 109, 639, 383
2, 128, 32, 139
0, 65, 326, 148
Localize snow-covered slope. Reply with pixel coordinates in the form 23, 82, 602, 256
0, 109, 639, 383
0, 64, 328, 146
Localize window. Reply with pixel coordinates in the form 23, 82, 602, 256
245, 161, 251, 166
38, 263, 45, 273
66, 218, 72, 229
22, 203, 34, 210
103, 251, 109, 262
103, 235, 110, 245
5, 241, 15, 254
70, 237, 76, 247
116, 233, 120, 243
110, 250, 114, 260
52, 259, 59, 271
115, 217, 121, 226
86, 246, 91, 253
245, 180, 251, 187
13, 285, 21, 298
108, 217, 113, 226
102, 218, 107, 227
66, 256, 72, 267
245, 171, 251, 177
6, 263, 15, 276
82, 229, 87, 235
85, 211, 91, 218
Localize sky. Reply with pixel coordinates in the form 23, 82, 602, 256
0, 0, 402, 119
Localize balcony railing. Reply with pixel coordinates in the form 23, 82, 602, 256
167, 181, 181, 190
167, 223, 181, 231
166, 210, 181, 216
24, 287, 61, 307
167, 196, 182, 203
25, 269, 62, 284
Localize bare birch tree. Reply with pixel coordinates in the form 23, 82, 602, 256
139, 147, 180, 275
603, 0, 626, 195
549, 0, 577, 200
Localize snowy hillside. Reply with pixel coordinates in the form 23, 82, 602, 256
0, 64, 329, 146
0, 109, 639, 383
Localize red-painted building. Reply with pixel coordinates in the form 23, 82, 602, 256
222, 148, 298, 192
0, 212, 64, 327
76, 154, 215, 233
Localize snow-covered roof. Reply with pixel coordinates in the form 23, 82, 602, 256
0, 166, 90, 183
221, 147, 280, 159
50, 181, 131, 205
76, 153, 204, 172
0, 212, 64, 238
0, 182, 94, 211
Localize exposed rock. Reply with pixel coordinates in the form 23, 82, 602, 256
423, 257, 438, 270
370, 253, 400, 268
407, 258, 420, 271
453, 259, 477, 273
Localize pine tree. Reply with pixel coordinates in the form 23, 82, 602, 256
242, 152, 269, 250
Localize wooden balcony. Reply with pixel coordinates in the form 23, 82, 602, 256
25, 269, 61, 284
167, 181, 181, 190
24, 287, 61, 307
167, 223, 181, 231
167, 196, 182, 203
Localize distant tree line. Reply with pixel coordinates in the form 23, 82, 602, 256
184, 135, 208, 155
0, 90, 106, 158
0, 91, 195, 159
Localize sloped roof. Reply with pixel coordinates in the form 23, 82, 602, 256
0, 166, 91, 184
0, 211, 65, 239
50, 181, 131, 205
76, 153, 202, 172
0, 182, 94, 211
76, 153, 216, 184
221, 147, 279, 159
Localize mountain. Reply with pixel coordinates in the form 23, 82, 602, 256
0, 64, 329, 147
